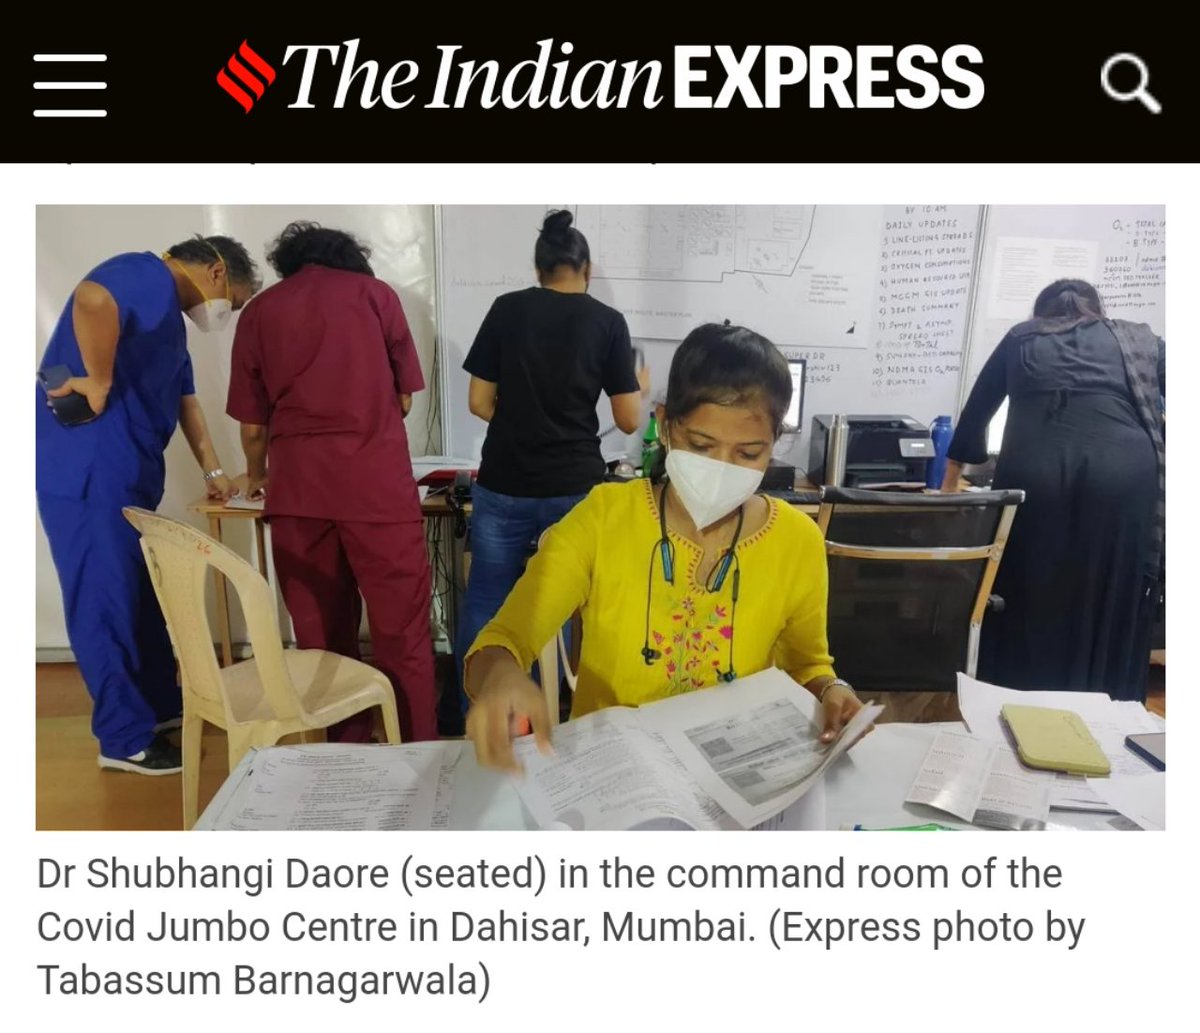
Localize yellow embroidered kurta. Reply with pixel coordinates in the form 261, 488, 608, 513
468, 478, 836, 717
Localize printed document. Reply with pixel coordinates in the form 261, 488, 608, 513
210, 743, 458, 831
512, 669, 881, 829
956, 672, 1162, 810
905, 729, 1050, 829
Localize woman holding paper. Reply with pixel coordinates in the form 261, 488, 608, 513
464, 322, 866, 771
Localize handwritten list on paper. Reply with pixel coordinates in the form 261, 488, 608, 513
872, 205, 978, 402
781, 348, 845, 389
1098, 217, 1165, 331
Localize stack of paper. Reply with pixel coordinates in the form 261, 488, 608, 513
905, 730, 1051, 830
1088, 773, 1165, 831
205, 742, 464, 831
410, 456, 478, 482
957, 673, 1165, 819
225, 494, 264, 511
510, 668, 882, 830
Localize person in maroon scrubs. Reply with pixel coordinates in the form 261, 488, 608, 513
226, 222, 436, 741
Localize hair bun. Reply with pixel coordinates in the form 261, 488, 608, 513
541, 209, 575, 238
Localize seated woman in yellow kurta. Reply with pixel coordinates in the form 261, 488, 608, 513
465, 322, 865, 771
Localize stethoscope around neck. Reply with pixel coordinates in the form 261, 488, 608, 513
641, 480, 743, 684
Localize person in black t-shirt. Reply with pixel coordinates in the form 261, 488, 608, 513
457, 210, 647, 705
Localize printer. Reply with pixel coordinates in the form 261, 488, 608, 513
808, 415, 934, 487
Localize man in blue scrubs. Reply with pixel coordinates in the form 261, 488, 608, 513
37, 236, 260, 774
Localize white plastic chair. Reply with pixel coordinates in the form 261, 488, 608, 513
537, 626, 578, 727
123, 507, 401, 828
533, 530, 579, 726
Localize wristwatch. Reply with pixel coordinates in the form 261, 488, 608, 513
819, 678, 855, 703
203, 468, 225, 482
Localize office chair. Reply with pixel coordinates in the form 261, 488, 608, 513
815, 486, 1024, 691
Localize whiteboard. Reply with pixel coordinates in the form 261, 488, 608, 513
437, 204, 984, 466
958, 205, 1166, 411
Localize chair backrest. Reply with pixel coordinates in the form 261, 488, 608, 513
533, 529, 580, 726
122, 507, 301, 726
814, 487, 1023, 691
537, 636, 562, 726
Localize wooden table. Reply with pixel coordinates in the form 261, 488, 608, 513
189, 493, 466, 667
188, 499, 270, 666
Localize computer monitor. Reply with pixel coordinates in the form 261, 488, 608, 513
987, 398, 1008, 455
784, 359, 806, 432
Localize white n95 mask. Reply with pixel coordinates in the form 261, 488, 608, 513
185, 298, 233, 333
665, 448, 764, 529
166, 249, 234, 333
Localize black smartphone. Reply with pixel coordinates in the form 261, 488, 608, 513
38, 365, 97, 426
1125, 732, 1165, 771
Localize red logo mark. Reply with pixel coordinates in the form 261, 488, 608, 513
216, 40, 276, 113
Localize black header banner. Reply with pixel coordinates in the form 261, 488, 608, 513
4, 16, 1186, 162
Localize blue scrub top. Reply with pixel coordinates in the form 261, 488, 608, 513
36, 252, 196, 501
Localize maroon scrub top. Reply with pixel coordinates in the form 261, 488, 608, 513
227, 265, 424, 523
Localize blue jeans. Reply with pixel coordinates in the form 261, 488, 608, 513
456, 484, 586, 712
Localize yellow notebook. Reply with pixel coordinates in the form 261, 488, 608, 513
1000, 704, 1111, 776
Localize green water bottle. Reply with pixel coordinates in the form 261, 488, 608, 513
641, 414, 661, 477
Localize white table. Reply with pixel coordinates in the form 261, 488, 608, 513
196, 721, 1159, 831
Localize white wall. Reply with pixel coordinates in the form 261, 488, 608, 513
36, 205, 437, 652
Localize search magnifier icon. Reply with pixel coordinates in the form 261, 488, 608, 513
1101, 53, 1161, 113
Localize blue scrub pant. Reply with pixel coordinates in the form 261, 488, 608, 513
38, 489, 180, 758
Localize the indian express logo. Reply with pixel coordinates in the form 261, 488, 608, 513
267, 39, 984, 111
217, 40, 277, 112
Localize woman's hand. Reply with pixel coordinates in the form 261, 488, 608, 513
466, 665, 553, 773
816, 681, 872, 746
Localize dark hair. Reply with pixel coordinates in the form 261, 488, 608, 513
662, 322, 792, 451
266, 221, 374, 278
1032, 279, 1105, 323
166, 234, 260, 291
534, 209, 590, 276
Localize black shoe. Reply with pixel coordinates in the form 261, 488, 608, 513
98, 734, 183, 776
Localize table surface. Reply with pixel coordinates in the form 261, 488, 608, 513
190, 478, 976, 521
190, 493, 464, 518
196, 720, 1151, 832
189, 496, 271, 518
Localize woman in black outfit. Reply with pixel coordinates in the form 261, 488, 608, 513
456, 210, 649, 702
944, 280, 1164, 701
